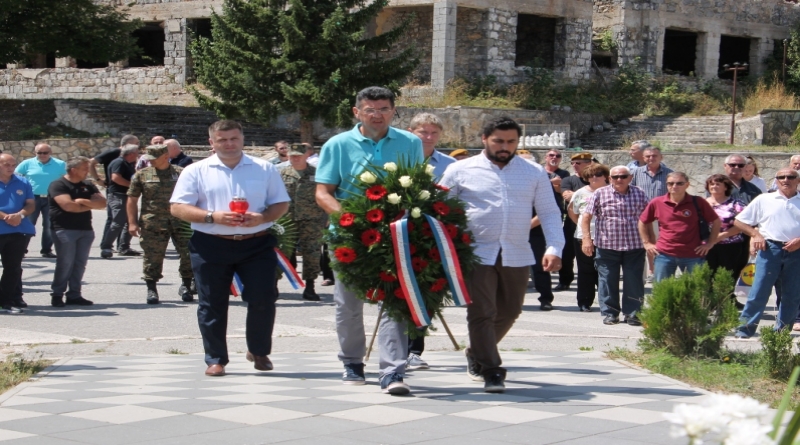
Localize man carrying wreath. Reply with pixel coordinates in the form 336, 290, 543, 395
439, 117, 564, 393
315, 86, 424, 395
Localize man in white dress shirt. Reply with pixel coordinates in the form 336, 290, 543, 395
170, 120, 290, 377
439, 116, 564, 393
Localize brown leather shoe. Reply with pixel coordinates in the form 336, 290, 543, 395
246, 351, 274, 371
205, 364, 225, 377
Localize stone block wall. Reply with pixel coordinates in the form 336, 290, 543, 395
735, 109, 800, 146
0, 138, 117, 164
554, 18, 593, 80
373, 7, 434, 84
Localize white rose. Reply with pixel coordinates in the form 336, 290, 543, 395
360, 171, 377, 184
387, 193, 402, 204
418, 190, 431, 200
399, 176, 413, 188
383, 162, 398, 172
411, 207, 422, 218
425, 164, 436, 176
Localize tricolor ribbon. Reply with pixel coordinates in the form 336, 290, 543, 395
390, 214, 472, 327
229, 248, 304, 297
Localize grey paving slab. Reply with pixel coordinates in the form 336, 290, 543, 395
50, 424, 183, 445
470, 424, 591, 445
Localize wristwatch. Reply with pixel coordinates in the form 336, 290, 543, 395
204, 211, 214, 224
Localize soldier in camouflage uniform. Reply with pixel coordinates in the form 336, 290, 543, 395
127, 145, 194, 304
280, 143, 328, 301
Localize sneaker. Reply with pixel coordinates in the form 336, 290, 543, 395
1, 305, 23, 314
603, 314, 619, 325
380, 373, 410, 395
41, 252, 57, 258
540, 302, 554, 311
179, 284, 193, 302
465, 348, 483, 382
406, 353, 429, 370
645, 274, 654, 283
342, 363, 366, 385
624, 314, 642, 326
734, 331, 751, 339
100, 249, 113, 259
65, 297, 94, 306
484, 372, 505, 393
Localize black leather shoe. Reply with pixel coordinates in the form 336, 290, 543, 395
65, 297, 93, 306
624, 314, 642, 326
484, 373, 505, 393
12, 298, 28, 308
603, 314, 619, 325
465, 349, 483, 382
119, 249, 142, 256
579, 305, 592, 312
540, 302, 554, 311
51, 295, 65, 307
41, 252, 57, 258
553, 283, 570, 291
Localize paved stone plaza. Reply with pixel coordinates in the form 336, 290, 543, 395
0, 212, 772, 443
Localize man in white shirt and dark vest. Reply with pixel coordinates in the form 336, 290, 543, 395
440, 116, 564, 393
170, 120, 290, 377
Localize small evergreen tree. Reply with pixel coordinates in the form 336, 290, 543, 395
190, 0, 419, 142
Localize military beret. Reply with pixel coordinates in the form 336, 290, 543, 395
146, 144, 169, 159
449, 148, 468, 157
570, 152, 593, 161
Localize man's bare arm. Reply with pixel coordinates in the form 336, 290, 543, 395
54, 194, 91, 213
111, 173, 131, 188
316, 183, 341, 215
89, 159, 101, 181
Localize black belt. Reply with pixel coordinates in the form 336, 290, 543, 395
766, 239, 787, 245
211, 230, 269, 241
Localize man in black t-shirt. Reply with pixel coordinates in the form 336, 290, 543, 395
90, 134, 139, 188
557, 152, 593, 292
49, 157, 107, 307
99, 145, 140, 258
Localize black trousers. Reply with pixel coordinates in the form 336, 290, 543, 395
560, 219, 576, 286
320, 244, 334, 281
706, 241, 748, 282
408, 328, 426, 355
529, 234, 555, 304
189, 231, 278, 366
573, 238, 598, 308
0, 233, 30, 308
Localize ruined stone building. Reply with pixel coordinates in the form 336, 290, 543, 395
1, 0, 800, 105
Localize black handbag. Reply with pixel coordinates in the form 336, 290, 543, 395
692, 196, 711, 241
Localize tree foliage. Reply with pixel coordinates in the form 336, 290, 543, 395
189, 0, 419, 141
0, 0, 141, 65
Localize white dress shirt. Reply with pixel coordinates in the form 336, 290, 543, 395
735, 191, 800, 242
170, 153, 290, 235
439, 152, 564, 267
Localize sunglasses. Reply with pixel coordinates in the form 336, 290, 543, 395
610, 175, 630, 180
591, 172, 606, 178
547, 154, 562, 158
666, 182, 686, 186
726, 163, 745, 168
776, 175, 798, 180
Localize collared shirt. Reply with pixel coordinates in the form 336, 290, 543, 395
428, 150, 456, 181
640, 194, 719, 258
0, 175, 35, 235
14, 157, 66, 196
584, 185, 649, 251
440, 153, 564, 267
735, 191, 800, 242
730, 179, 762, 206
170, 152, 194, 168
170, 153, 290, 235
316, 124, 424, 198
631, 164, 674, 201
626, 160, 645, 171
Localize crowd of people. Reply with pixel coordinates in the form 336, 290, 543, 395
0, 86, 798, 396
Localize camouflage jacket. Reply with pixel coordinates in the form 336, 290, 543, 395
280, 164, 326, 222
128, 165, 183, 222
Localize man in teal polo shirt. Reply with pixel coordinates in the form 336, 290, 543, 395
315, 86, 423, 395
15, 143, 66, 258
0, 154, 36, 314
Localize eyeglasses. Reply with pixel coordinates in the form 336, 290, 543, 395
726, 163, 745, 168
547, 154, 562, 158
776, 175, 798, 180
35, 151, 51, 155
666, 181, 686, 186
610, 175, 630, 180
361, 107, 394, 116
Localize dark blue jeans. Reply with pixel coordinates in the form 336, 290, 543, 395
595, 247, 645, 317
26, 196, 53, 254
0, 233, 31, 308
189, 231, 278, 366
100, 193, 131, 251
653, 254, 705, 283
738, 241, 800, 336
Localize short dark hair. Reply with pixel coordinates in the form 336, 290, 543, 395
705, 174, 734, 197
581, 163, 610, 181
208, 120, 243, 137
355, 87, 395, 108
67, 156, 90, 172
481, 116, 521, 138
120, 134, 139, 147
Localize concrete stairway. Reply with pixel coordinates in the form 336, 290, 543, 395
580, 114, 733, 150
55, 100, 324, 146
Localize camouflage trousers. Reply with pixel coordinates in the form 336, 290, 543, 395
140, 218, 193, 282
289, 220, 325, 281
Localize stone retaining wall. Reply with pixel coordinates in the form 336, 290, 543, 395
0, 138, 117, 163
734, 109, 800, 146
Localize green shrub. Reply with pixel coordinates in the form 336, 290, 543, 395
758, 326, 800, 380
639, 264, 739, 357
16, 125, 45, 140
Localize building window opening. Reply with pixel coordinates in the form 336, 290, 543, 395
515, 14, 555, 68
718, 35, 751, 79
189, 19, 213, 41
128, 22, 166, 67
662, 29, 697, 76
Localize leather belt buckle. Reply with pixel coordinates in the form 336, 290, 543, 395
234, 234, 243, 241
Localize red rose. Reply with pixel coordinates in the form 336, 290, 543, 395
394, 288, 406, 299
361, 229, 381, 246
461, 232, 472, 244
334, 247, 357, 263
366, 209, 384, 223
379, 271, 397, 282
339, 213, 356, 227
366, 185, 388, 201
407, 221, 415, 232
435, 184, 450, 192
411, 257, 429, 272
433, 202, 450, 216
366, 288, 385, 301
445, 224, 458, 239
430, 278, 447, 292
421, 222, 433, 237
409, 244, 417, 255
428, 247, 441, 261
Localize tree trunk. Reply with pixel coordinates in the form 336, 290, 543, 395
299, 118, 314, 144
